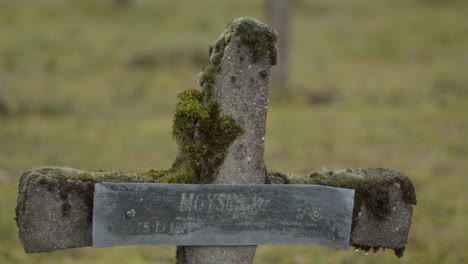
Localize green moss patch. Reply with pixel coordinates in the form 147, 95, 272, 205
198, 21, 235, 99
199, 17, 278, 99
287, 168, 416, 219
234, 18, 278, 65
167, 89, 243, 183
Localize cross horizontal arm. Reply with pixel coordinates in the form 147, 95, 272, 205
15, 166, 163, 253
16, 166, 415, 257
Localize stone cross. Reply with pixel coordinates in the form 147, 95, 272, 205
15, 18, 417, 264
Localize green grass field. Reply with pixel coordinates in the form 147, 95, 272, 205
1, 0, 467, 263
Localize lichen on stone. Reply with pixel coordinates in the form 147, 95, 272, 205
234, 17, 278, 65
265, 171, 290, 184
198, 21, 235, 99
38, 167, 164, 183
199, 17, 278, 99
285, 168, 417, 219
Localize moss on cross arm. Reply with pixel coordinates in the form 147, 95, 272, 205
268, 167, 417, 257
287, 168, 416, 219
34, 167, 168, 183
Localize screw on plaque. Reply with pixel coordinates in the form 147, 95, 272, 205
125, 209, 136, 219
313, 210, 320, 219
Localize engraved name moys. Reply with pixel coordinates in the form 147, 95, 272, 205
178, 192, 271, 213
135, 192, 272, 236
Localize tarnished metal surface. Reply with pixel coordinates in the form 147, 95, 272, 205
93, 183, 355, 249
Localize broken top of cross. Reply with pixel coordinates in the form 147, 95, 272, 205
15, 17, 416, 264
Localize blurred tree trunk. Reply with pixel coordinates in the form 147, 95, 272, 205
113, 0, 132, 5
267, 0, 290, 90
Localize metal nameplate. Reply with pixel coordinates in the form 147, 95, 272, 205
93, 183, 354, 249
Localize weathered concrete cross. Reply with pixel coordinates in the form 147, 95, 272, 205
15, 18, 416, 264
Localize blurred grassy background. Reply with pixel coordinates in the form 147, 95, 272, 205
1, 0, 467, 263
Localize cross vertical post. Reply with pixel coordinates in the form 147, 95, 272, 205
176, 18, 277, 264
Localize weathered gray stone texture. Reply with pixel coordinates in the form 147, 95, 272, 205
351, 184, 413, 249
212, 35, 270, 185
16, 167, 94, 253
